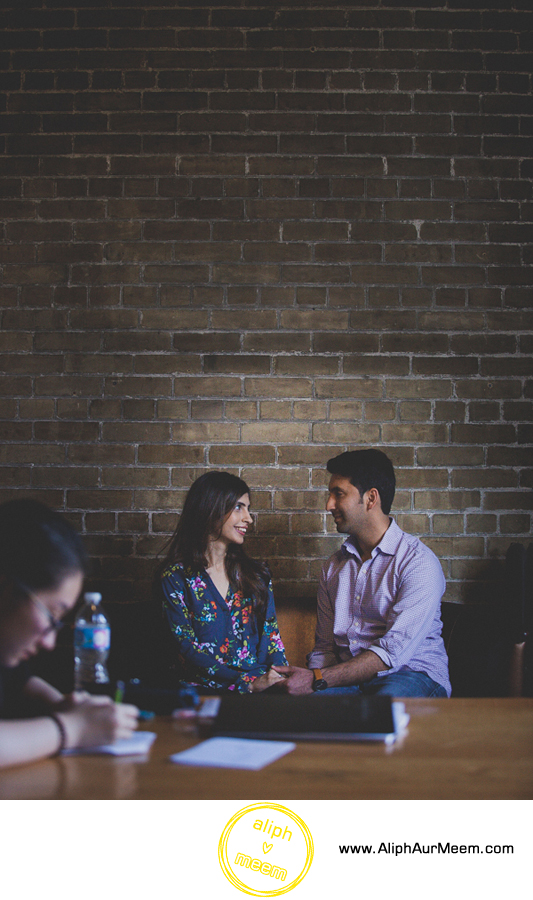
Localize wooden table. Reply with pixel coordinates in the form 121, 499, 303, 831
1, 698, 532, 800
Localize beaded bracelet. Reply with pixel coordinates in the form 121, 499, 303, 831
48, 713, 67, 756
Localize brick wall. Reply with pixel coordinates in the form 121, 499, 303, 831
0, 2, 531, 609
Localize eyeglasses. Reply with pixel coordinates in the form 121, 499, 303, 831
28, 594, 64, 637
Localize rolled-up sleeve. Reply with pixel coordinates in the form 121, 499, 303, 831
369, 551, 446, 672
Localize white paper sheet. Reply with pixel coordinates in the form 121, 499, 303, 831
63, 731, 157, 756
169, 736, 295, 770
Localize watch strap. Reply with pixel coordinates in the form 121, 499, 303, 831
311, 668, 328, 691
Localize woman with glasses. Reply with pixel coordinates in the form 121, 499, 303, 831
0, 498, 138, 769
157, 471, 288, 694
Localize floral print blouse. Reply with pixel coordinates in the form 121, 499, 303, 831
160, 563, 288, 693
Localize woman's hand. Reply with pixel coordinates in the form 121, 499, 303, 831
56, 695, 139, 750
0, 697, 139, 769
50, 690, 91, 711
249, 668, 288, 693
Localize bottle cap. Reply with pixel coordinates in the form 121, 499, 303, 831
84, 592, 102, 604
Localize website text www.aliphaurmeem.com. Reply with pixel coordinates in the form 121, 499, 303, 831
340, 843, 514, 857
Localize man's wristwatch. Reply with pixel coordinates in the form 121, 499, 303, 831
311, 668, 328, 691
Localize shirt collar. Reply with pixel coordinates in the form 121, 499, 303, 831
342, 517, 400, 560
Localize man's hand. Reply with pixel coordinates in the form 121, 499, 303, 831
272, 666, 314, 695
249, 668, 288, 693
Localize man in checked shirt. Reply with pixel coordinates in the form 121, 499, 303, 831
275, 449, 451, 697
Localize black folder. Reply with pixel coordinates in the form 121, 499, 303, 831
213, 693, 399, 742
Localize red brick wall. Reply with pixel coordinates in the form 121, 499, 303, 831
1, 2, 531, 607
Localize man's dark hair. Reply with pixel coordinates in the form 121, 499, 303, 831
326, 449, 396, 515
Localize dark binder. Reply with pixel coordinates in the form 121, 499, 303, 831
213, 693, 400, 742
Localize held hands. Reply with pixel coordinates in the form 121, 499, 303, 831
249, 668, 289, 693
271, 666, 314, 694
56, 693, 139, 750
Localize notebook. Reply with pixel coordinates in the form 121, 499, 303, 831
212, 693, 407, 743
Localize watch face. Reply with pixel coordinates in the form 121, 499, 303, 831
312, 678, 328, 691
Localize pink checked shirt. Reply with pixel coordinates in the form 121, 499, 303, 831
307, 519, 451, 696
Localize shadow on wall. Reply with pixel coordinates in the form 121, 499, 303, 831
84, 532, 169, 603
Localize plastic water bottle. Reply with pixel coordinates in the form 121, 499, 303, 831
74, 592, 111, 693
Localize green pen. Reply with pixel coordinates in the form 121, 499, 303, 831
114, 680, 125, 703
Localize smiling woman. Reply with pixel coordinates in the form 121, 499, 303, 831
156, 472, 288, 694
0, 499, 139, 769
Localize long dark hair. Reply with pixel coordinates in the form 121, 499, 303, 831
158, 472, 271, 627
0, 498, 88, 603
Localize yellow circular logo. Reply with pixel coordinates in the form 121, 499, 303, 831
218, 802, 314, 896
